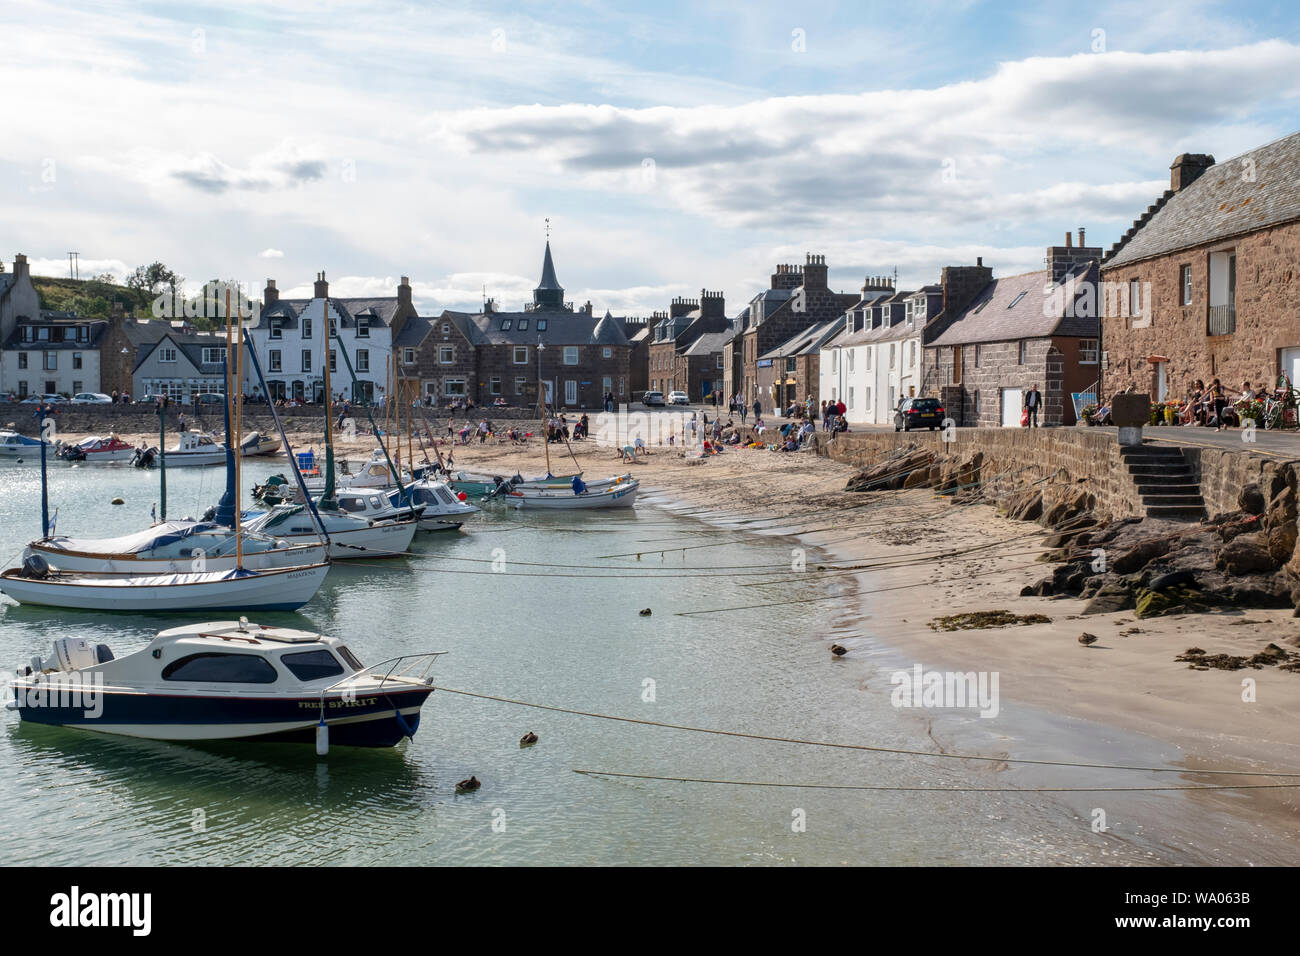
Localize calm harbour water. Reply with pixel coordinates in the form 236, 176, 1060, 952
0, 456, 1294, 866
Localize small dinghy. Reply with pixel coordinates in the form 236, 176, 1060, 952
0, 557, 329, 612
239, 431, 281, 457
7, 621, 444, 748
507, 476, 639, 510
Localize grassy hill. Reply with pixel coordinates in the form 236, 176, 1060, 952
32, 275, 154, 319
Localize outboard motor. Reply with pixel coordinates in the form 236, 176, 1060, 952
21, 553, 50, 580
32, 637, 98, 674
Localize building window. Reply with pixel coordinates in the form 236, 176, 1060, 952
329, 349, 336, 373
847, 349, 854, 371
201, 347, 226, 366
357, 318, 369, 338
564, 347, 579, 365
518, 319, 528, 331
1181, 265, 1192, 306
438, 347, 452, 364
536, 319, 547, 331
17, 382, 27, 398
302, 318, 312, 339
356, 349, 369, 373
890, 344, 897, 369
18, 353, 27, 369
490, 377, 502, 395
72, 352, 83, 370
44, 352, 57, 371
716, 354, 723, 369
270, 321, 282, 339
441, 323, 450, 335
603, 347, 612, 359
974, 344, 982, 368
443, 378, 466, 397
500, 319, 512, 331
159, 347, 177, 363
72, 380, 82, 394
269, 350, 282, 373
514, 346, 528, 364
865, 347, 872, 370
302, 350, 312, 373
864, 386, 871, 410
515, 377, 527, 395
1080, 339, 1099, 364
1017, 341, 1026, 365
1007, 291, 1028, 310
405, 348, 416, 365
1129, 278, 1142, 317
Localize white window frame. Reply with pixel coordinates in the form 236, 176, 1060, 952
513, 347, 528, 365
439, 347, 453, 364
1080, 338, 1099, 364
564, 346, 579, 365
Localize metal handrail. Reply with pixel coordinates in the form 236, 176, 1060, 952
321, 651, 448, 700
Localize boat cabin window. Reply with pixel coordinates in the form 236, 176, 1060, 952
336, 646, 364, 671
161, 653, 278, 683
368, 496, 382, 509
281, 649, 345, 681
338, 497, 365, 513
435, 487, 455, 505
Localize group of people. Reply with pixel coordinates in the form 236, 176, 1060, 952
1177, 378, 1273, 429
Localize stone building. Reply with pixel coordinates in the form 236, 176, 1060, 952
740, 254, 859, 415
1100, 132, 1300, 401
2, 310, 109, 398
924, 234, 1102, 426
428, 242, 633, 409
646, 290, 729, 400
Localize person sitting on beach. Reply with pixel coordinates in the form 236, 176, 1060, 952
797, 420, 815, 445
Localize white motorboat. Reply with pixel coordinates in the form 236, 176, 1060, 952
304, 449, 411, 493
243, 503, 417, 559
8, 622, 443, 748
387, 478, 479, 531
25, 521, 325, 574
0, 429, 49, 458
513, 472, 631, 492
0, 561, 329, 612
508, 477, 639, 510
160, 431, 228, 467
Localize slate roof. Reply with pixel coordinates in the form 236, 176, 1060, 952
682, 330, 731, 357
1106, 130, 1300, 268
927, 262, 1100, 347
0, 274, 13, 299
2, 319, 108, 351
252, 296, 403, 330
133, 330, 226, 373
393, 315, 431, 348
443, 309, 631, 348
760, 318, 843, 360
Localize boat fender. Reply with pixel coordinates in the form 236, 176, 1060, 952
315, 715, 329, 756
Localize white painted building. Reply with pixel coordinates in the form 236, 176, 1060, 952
245, 274, 415, 404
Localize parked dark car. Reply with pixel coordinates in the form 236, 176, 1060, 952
894, 396, 946, 431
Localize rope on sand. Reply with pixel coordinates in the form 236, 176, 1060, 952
430, 686, 1300, 778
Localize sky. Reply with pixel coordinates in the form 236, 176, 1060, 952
2, 0, 1298, 317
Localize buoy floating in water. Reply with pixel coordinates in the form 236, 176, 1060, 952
831, 644, 847, 657
455, 776, 481, 793
520, 731, 538, 748
111, 497, 125, 505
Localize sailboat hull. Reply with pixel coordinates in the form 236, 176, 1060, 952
0, 563, 329, 612
26, 542, 327, 575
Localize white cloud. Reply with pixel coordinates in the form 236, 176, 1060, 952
259, 248, 285, 259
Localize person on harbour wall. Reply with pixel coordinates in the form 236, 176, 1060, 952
1023, 384, 1042, 428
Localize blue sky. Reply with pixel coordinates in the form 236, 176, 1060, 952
3, 0, 1298, 316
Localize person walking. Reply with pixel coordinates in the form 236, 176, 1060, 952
1023, 383, 1042, 428
752, 398, 762, 422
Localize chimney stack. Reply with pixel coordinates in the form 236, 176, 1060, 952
1046, 227, 1103, 283
1170, 153, 1215, 192
314, 271, 329, 299
1065, 232, 1072, 248
397, 275, 412, 309
12, 253, 29, 280
264, 278, 279, 306
1078, 227, 1085, 247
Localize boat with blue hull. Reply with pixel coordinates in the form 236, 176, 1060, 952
8, 621, 444, 748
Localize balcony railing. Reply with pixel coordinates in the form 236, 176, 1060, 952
1208, 303, 1236, 336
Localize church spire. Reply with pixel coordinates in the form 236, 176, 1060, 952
533, 238, 565, 310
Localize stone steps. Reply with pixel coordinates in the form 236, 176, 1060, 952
1121, 444, 1206, 520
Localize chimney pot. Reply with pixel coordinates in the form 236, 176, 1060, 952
977, 257, 983, 266
1065, 232, 1072, 248
1078, 227, 1085, 247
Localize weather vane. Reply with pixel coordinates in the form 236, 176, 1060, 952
545, 217, 550, 240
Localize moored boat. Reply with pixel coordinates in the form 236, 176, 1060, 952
57, 435, 135, 463
388, 478, 479, 531
0, 429, 49, 458
8, 621, 443, 747
161, 430, 228, 466
239, 431, 282, 457
508, 476, 639, 510
243, 504, 416, 559
0, 560, 329, 612
26, 522, 325, 574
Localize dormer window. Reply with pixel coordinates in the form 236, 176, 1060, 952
501, 319, 512, 331
536, 319, 547, 331
357, 318, 369, 338
517, 319, 528, 331
270, 320, 283, 340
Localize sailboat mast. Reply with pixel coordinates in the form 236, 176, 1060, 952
229, 287, 243, 570
537, 337, 551, 477
321, 291, 337, 508
390, 351, 400, 477
37, 404, 50, 539
158, 400, 167, 521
